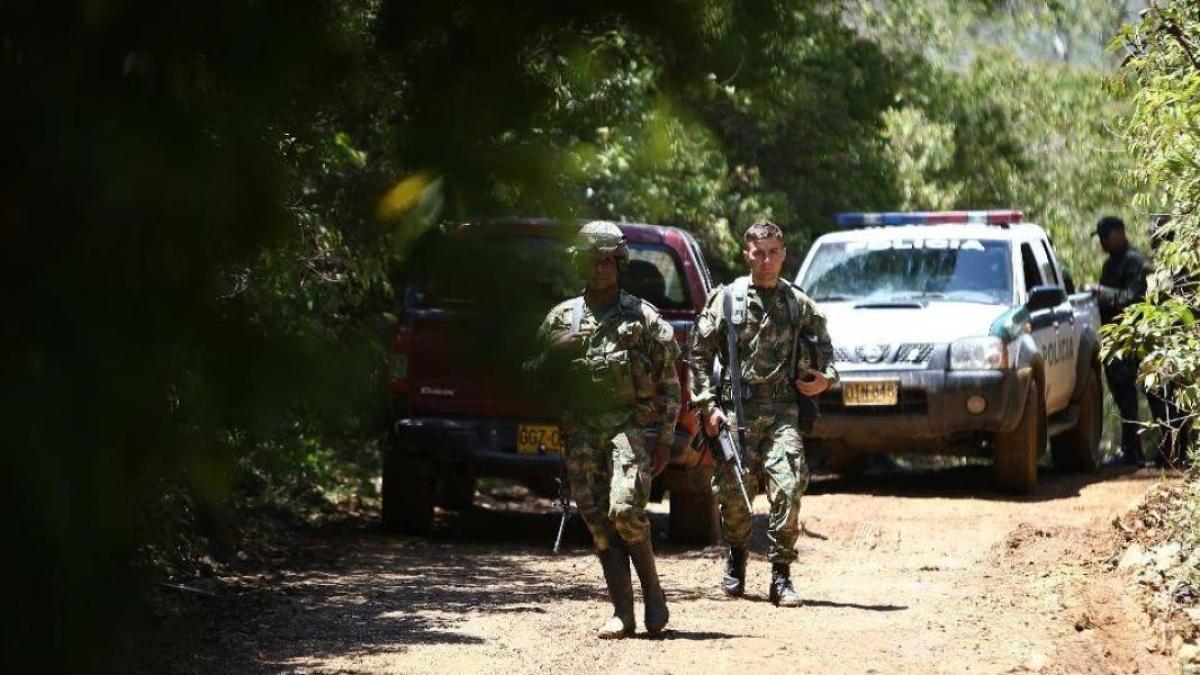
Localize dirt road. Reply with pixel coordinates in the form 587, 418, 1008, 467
174, 466, 1174, 675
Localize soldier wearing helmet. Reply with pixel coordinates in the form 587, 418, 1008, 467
526, 221, 681, 638
571, 220, 631, 266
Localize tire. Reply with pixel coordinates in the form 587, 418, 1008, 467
435, 466, 477, 510
665, 466, 719, 545
993, 380, 1043, 494
1051, 366, 1102, 472
382, 451, 434, 534
826, 447, 867, 477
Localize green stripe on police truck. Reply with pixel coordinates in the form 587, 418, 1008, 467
989, 306, 1029, 342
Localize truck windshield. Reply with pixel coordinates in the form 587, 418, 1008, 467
800, 238, 1013, 305
407, 234, 691, 310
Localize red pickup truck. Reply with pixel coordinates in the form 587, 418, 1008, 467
384, 219, 718, 543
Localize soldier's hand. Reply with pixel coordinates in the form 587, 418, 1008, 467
704, 408, 727, 437
549, 331, 584, 351
651, 440, 671, 477
795, 369, 829, 397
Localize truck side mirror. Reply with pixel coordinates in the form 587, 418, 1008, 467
1026, 285, 1066, 312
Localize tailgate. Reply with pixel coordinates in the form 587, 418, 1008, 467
401, 309, 556, 419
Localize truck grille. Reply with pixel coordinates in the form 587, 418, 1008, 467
833, 343, 934, 366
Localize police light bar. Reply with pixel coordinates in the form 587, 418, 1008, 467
835, 210, 1024, 228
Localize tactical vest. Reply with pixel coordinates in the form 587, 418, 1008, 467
720, 276, 823, 433
724, 275, 802, 328
567, 294, 657, 411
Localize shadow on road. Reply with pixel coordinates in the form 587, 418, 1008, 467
804, 599, 907, 612
647, 629, 743, 641
432, 500, 596, 550
807, 463, 1149, 502
151, 502, 730, 673
150, 523, 616, 673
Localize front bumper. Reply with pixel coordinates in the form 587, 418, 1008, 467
390, 417, 702, 474
391, 417, 565, 474
809, 367, 1030, 452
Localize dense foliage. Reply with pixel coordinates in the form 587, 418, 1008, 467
1104, 0, 1200, 454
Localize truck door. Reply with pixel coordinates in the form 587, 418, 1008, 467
1020, 241, 1068, 412
1036, 237, 1077, 411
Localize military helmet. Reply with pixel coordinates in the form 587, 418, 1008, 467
571, 220, 629, 266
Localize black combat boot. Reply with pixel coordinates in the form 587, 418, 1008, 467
721, 546, 747, 597
627, 538, 669, 634
769, 563, 803, 607
1121, 425, 1143, 466
596, 544, 636, 638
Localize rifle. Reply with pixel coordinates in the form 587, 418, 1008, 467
710, 284, 754, 514
552, 475, 571, 554
706, 420, 754, 514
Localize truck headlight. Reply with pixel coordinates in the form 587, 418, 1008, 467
949, 336, 1006, 370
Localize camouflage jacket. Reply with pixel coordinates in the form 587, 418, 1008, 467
529, 291, 681, 438
687, 276, 837, 413
1097, 245, 1151, 325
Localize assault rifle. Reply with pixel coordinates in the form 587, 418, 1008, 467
709, 283, 755, 514
552, 475, 571, 554
705, 419, 754, 514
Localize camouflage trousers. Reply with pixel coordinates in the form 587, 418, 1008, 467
712, 400, 808, 564
565, 420, 652, 550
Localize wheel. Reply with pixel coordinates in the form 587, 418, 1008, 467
435, 466, 477, 510
1051, 366, 1102, 472
669, 489, 719, 545
382, 451, 434, 534
665, 466, 719, 545
825, 445, 867, 477
993, 380, 1043, 494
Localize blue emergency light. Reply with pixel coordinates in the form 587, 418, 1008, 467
835, 210, 1024, 228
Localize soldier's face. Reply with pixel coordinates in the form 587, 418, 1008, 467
1100, 229, 1126, 254
587, 256, 619, 291
744, 236, 786, 283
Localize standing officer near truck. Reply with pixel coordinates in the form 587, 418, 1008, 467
526, 221, 681, 638
1088, 215, 1154, 465
687, 221, 837, 607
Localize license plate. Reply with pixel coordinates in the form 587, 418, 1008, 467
517, 424, 565, 455
843, 380, 899, 406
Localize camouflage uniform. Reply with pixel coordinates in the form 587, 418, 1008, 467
687, 278, 836, 564
526, 221, 679, 638
533, 291, 681, 549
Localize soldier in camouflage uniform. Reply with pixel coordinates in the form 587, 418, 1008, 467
687, 222, 837, 607
527, 221, 681, 638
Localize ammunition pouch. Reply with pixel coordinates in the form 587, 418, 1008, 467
566, 349, 638, 412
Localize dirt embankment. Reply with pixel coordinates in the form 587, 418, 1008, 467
152, 466, 1174, 675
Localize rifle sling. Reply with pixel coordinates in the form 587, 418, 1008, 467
722, 285, 747, 452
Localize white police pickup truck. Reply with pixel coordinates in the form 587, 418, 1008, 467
796, 210, 1102, 493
